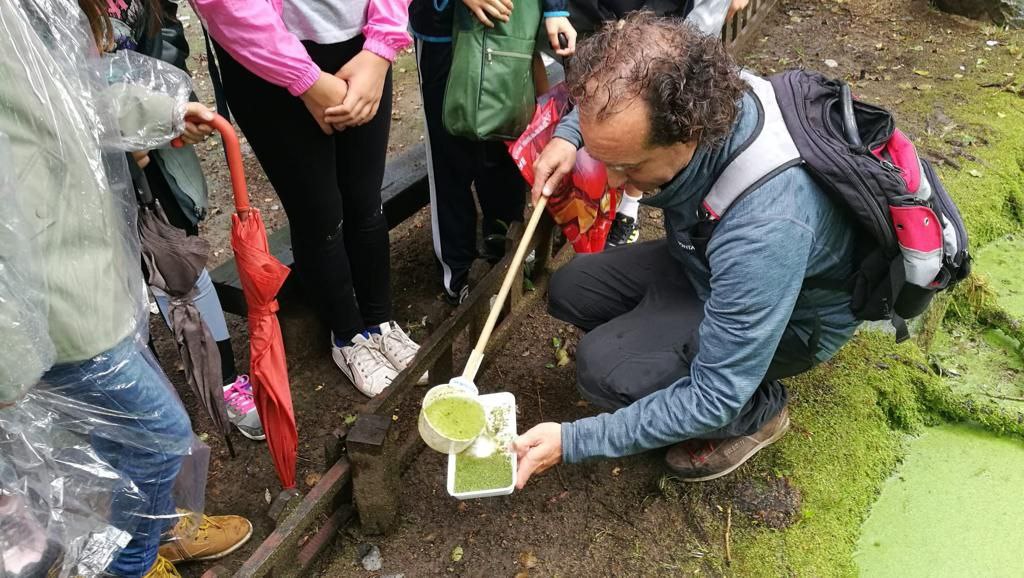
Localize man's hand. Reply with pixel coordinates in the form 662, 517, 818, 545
324, 51, 390, 130
512, 422, 562, 489
300, 71, 349, 135
462, 0, 512, 27
531, 137, 577, 205
545, 17, 576, 57
180, 102, 216, 145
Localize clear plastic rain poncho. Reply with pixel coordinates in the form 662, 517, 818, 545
0, 0, 209, 575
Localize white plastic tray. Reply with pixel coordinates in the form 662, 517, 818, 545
447, 392, 517, 499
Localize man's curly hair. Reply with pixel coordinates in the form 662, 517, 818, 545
566, 12, 747, 148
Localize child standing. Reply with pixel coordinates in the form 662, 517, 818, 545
193, 0, 423, 397
410, 0, 576, 303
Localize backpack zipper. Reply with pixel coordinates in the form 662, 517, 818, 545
486, 48, 532, 63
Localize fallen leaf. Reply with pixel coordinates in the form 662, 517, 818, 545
392, 414, 399, 422
545, 363, 555, 369
555, 348, 570, 367
198, 432, 209, 442
518, 550, 539, 569
305, 472, 322, 487
968, 169, 983, 178
264, 488, 272, 504
823, 59, 838, 68
343, 414, 358, 426
913, 69, 930, 77
997, 112, 1007, 118
575, 399, 590, 408
451, 545, 464, 562
611, 467, 622, 477
915, 84, 933, 91
953, 73, 964, 79
552, 336, 562, 349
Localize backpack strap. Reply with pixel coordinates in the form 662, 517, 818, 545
701, 72, 803, 221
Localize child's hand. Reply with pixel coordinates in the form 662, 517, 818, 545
727, 0, 750, 20
300, 72, 349, 134
462, 0, 512, 27
545, 17, 576, 57
132, 149, 151, 169
323, 50, 390, 129
180, 102, 216, 145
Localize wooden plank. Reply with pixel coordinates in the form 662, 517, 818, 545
234, 458, 351, 578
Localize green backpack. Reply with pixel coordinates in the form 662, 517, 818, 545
442, 0, 540, 141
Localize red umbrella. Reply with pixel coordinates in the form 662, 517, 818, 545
176, 116, 297, 489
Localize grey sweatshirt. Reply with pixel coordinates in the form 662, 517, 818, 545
554, 88, 862, 463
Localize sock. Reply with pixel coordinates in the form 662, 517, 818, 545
334, 330, 371, 348
617, 192, 640, 219
217, 339, 238, 386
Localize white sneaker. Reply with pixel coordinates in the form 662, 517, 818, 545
332, 333, 398, 397
377, 321, 428, 385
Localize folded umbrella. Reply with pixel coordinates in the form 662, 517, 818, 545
131, 159, 235, 457
177, 117, 297, 489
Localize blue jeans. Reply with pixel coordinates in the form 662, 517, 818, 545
41, 338, 193, 576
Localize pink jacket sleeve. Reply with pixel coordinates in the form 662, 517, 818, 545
190, 0, 321, 97
362, 0, 412, 62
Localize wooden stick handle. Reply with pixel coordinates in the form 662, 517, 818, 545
461, 195, 549, 382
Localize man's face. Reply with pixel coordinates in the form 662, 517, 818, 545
580, 99, 698, 193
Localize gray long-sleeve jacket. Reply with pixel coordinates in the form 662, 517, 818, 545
554, 88, 862, 463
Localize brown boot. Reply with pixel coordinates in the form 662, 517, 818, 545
665, 406, 791, 482
158, 512, 252, 563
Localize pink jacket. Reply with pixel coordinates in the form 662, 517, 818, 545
192, 0, 411, 97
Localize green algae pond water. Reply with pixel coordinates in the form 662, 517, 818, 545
854, 424, 1024, 576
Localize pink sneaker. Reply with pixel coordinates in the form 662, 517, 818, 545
222, 376, 265, 441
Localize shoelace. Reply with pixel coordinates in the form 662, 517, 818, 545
174, 513, 221, 543
686, 441, 717, 464
223, 381, 255, 414
347, 341, 391, 376
148, 556, 181, 577
382, 328, 418, 363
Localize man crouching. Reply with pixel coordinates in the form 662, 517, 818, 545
513, 13, 861, 486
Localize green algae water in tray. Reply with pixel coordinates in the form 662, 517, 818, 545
447, 392, 517, 499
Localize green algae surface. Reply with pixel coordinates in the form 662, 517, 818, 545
973, 235, 1024, 319
453, 450, 513, 493
425, 397, 486, 440
854, 424, 1024, 577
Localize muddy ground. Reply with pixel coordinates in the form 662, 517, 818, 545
152, 0, 1014, 575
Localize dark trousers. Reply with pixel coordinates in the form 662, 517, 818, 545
415, 39, 526, 297
549, 240, 816, 438
215, 37, 393, 341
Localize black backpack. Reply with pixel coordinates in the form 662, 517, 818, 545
696, 71, 971, 341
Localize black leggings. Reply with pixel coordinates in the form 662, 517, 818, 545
215, 36, 393, 341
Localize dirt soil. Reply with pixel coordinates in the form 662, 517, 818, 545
153, 0, 1011, 575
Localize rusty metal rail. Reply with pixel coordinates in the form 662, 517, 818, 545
205, 4, 780, 574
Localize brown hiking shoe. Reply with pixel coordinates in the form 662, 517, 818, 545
158, 512, 253, 563
665, 406, 791, 482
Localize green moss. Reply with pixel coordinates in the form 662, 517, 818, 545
453, 450, 513, 493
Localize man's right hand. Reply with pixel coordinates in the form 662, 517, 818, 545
462, 0, 512, 27
299, 72, 349, 135
531, 137, 577, 205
